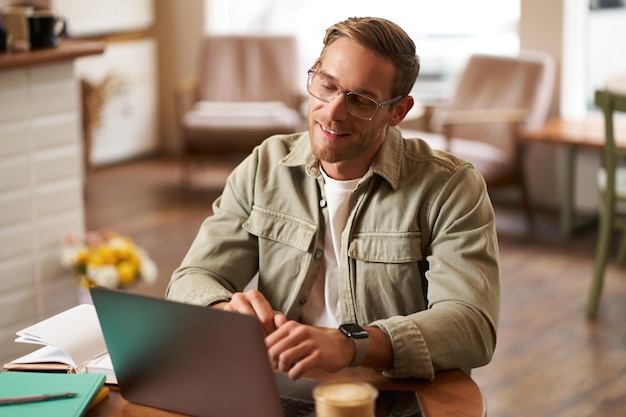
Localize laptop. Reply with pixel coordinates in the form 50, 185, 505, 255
90, 287, 318, 417
90, 287, 424, 417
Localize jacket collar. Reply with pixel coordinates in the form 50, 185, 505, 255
281, 126, 404, 190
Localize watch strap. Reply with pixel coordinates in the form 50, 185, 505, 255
348, 335, 368, 367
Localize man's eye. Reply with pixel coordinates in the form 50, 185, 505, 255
320, 81, 338, 92
350, 95, 376, 109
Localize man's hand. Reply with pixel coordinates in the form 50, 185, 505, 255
212, 290, 286, 335
213, 291, 394, 378
265, 321, 355, 380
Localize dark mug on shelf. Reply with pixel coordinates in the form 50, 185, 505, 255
0, 24, 7, 52
27, 11, 65, 48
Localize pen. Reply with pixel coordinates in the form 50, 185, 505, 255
0, 392, 78, 405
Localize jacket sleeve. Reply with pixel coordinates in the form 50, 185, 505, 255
166, 152, 261, 306
373, 165, 500, 380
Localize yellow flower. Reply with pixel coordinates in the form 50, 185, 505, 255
98, 245, 116, 265
88, 251, 105, 267
117, 261, 137, 286
61, 230, 157, 289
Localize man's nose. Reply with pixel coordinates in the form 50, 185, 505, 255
325, 92, 349, 121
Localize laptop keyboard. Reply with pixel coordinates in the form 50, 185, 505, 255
281, 396, 315, 417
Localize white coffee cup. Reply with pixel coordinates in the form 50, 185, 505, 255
313, 381, 378, 417
1, 5, 34, 50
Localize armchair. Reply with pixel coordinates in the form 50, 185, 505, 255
402, 51, 556, 224
176, 34, 304, 185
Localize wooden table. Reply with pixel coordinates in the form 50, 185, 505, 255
520, 115, 626, 236
87, 368, 486, 417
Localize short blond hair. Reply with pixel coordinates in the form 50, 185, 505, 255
320, 16, 420, 97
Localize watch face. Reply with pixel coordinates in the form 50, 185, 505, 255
340, 323, 369, 339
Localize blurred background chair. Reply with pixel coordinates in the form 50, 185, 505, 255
402, 51, 556, 224
176, 34, 304, 186
587, 88, 626, 318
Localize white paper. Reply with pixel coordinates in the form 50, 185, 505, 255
13, 304, 107, 369
86, 354, 117, 384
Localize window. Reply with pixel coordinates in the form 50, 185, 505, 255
588, 6, 626, 107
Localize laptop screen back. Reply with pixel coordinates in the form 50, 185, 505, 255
90, 287, 286, 417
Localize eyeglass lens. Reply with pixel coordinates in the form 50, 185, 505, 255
307, 71, 380, 120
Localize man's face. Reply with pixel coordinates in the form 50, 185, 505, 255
307, 37, 411, 180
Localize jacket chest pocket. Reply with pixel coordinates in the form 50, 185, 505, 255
243, 206, 319, 314
348, 233, 427, 318
244, 205, 317, 252
349, 232, 423, 263
243, 205, 318, 300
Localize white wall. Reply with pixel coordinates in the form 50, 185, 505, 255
518, 0, 564, 209
51, 0, 154, 37
52, 0, 160, 168
75, 38, 159, 166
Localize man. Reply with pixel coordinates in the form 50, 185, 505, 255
167, 16, 500, 381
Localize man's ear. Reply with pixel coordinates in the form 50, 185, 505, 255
388, 96, 414, 127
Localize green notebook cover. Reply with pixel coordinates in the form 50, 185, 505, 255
0, 371, 106, 417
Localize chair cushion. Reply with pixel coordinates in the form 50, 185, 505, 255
183, 101, 303, 153
402, 129, 513, 182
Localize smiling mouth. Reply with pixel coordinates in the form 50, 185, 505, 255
319, 123, 347, 137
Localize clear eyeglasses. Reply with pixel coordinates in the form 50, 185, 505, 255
306, 69, 404, 120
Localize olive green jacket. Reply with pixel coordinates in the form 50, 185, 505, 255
167, 126, 500, 380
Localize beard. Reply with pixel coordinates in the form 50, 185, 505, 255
308, 118, 388, 164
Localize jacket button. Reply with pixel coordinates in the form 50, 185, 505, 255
314, 250, 323, 261
319, 199, 327, 208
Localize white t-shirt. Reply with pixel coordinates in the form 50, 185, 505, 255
300, 169, 360, 327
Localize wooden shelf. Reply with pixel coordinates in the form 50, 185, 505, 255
0, 39, 105, 70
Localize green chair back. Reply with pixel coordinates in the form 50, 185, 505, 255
587, 89, 626, 318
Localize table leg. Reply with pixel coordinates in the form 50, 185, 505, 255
559, 146, 598, 237
561, 146, 577, 237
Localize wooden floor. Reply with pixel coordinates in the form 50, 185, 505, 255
84, 156, 626, 417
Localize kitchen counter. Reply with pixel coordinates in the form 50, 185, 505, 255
0, 38, 105, 365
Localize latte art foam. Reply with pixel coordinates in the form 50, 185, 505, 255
313, 381, 378, 417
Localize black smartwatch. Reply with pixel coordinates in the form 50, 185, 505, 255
339, 323, 369, 367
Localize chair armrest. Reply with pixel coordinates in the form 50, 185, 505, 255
400, 104, 437, 131
440, 108, 529, 126
174, 77, 200, 119
437, 108, 530, 152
